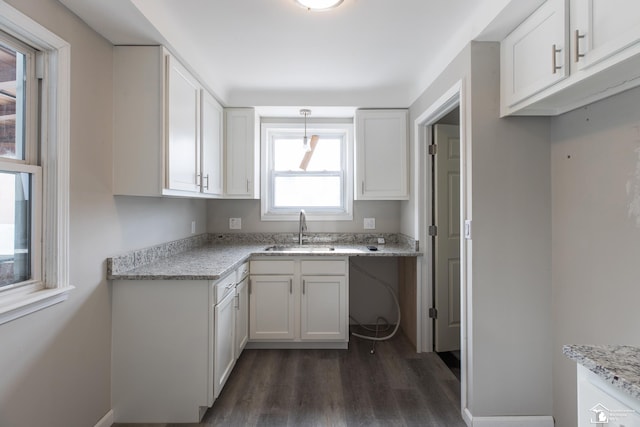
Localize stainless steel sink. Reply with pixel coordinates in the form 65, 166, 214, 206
264, 245, 335, 252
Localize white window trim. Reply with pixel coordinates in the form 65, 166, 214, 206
0, 1, 72, 325
260, 121, 353, 221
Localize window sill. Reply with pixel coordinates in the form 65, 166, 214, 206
0, 286, 74, 326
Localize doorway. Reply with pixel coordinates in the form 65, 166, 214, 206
431, 109, 461, 381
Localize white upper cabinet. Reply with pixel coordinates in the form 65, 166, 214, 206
355, 109, 409, 200
574, 0, 640, 70
201, 90, 224, 196
501, 0, 568, 109
113, 45, 223, 198
224, 108, 259, 199
501, 0, 640, 116
166, 55, 201, 193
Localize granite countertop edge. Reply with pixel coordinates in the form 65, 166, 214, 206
108, 242, 421, 281
563, 344, 640, 401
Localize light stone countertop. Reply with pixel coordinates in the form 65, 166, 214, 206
108, 240, 420, 281
563, 344, 640, 401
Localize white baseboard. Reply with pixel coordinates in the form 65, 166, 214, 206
95, 409, 114, 427
471, 415, 554, 427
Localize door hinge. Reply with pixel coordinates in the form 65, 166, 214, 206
429, 307, 438, 319
428, 144, 437, 155
428, 225, 437, 236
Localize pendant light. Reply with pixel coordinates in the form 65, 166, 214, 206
300, 109, 313, 152
295, 0, 343, 11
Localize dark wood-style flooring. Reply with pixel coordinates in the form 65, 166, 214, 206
113, 331, 465, 427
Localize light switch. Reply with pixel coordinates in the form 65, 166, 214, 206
229, 218, 242, 230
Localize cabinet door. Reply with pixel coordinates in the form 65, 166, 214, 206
300, 275, 347, 341
501, 0, 568, 108
224, 108, 258, 198
574, 0, 640, 70
213, 289, 236, 399
234, 277, 249, 356
166, 55, 200, 192
355, 109, 408, 200
249, 275, 295, 340
201, 90, 223, 196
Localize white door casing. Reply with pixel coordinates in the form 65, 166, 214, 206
434, 124, 461, 353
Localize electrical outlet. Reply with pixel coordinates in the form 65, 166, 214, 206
191, 220, 196, 234
229, 218, 242, 230
363, 218, 375, 229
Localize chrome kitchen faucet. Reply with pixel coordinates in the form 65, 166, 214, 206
299, 209, 307, 245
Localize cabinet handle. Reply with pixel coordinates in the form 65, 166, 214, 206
204, 174, 209, 190
289, 278, 292, 294
246, 179, 250, 193
361, 181, 364, 194
196, 174, 201, 186
551, 44, 562, 74
303, 280, 306, 295
575, 30, 585, 63
235, 294, 239, 310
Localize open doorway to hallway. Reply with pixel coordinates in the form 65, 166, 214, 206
430, 108, 461, 382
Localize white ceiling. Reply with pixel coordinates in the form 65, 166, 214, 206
58, 0, 544, 114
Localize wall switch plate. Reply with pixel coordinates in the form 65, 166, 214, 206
364, 218, 376, 229
229, 218, 242, 230
377, 237, 385, 245
191, 221, 196, 234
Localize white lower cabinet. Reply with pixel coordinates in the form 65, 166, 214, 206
112, 263, 248, 423
213, 279, 236, 399
577, 365, 640, 426
234, 275, 249, 355
249, 257, 348, 348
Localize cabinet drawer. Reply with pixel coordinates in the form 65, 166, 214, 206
301, 259, 347, 275
213, 273, 235, 304
236, 261, 249, 281
250, 260, 295, 275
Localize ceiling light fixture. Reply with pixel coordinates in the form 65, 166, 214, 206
295, 0, 343, 11
300, 109, 318, 153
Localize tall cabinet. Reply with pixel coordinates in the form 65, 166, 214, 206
224, 108, 260, 199
113, 45, 224, 198
355, 109, 409, 200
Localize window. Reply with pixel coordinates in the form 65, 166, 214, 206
0, 3, 71, 325
0, 33, 41, 291
261, 121, 353, 220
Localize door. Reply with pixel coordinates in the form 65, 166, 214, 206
235, 277, 249, 356
166, 55, 200, 192
214, 289, 236, 398
500, 0, 567, 108
300, 275, 347, 341
433, 124, 461, 352
249, 275, 295, 340
574, 0, 640, 70
201, 90, 223, 196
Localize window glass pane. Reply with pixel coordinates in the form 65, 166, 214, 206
274, 175, 341, 208
273, 137, 341, 171
0, 42, 25, 160
0, 171, 31, 288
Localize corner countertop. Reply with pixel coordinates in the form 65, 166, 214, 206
108, 240, 420, 281
563, 344, 640, 401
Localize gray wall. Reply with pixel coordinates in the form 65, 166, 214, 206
406, 42, 553, 419
550, 86, 640, 427
0, 1, 206, 426
468, 42, 552, 417
207, 199, 401, 233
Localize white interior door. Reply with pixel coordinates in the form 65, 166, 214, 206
434, 124, 461, 352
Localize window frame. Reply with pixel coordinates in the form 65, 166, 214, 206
0, 1, 72, 325
260, 120, 353, 221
